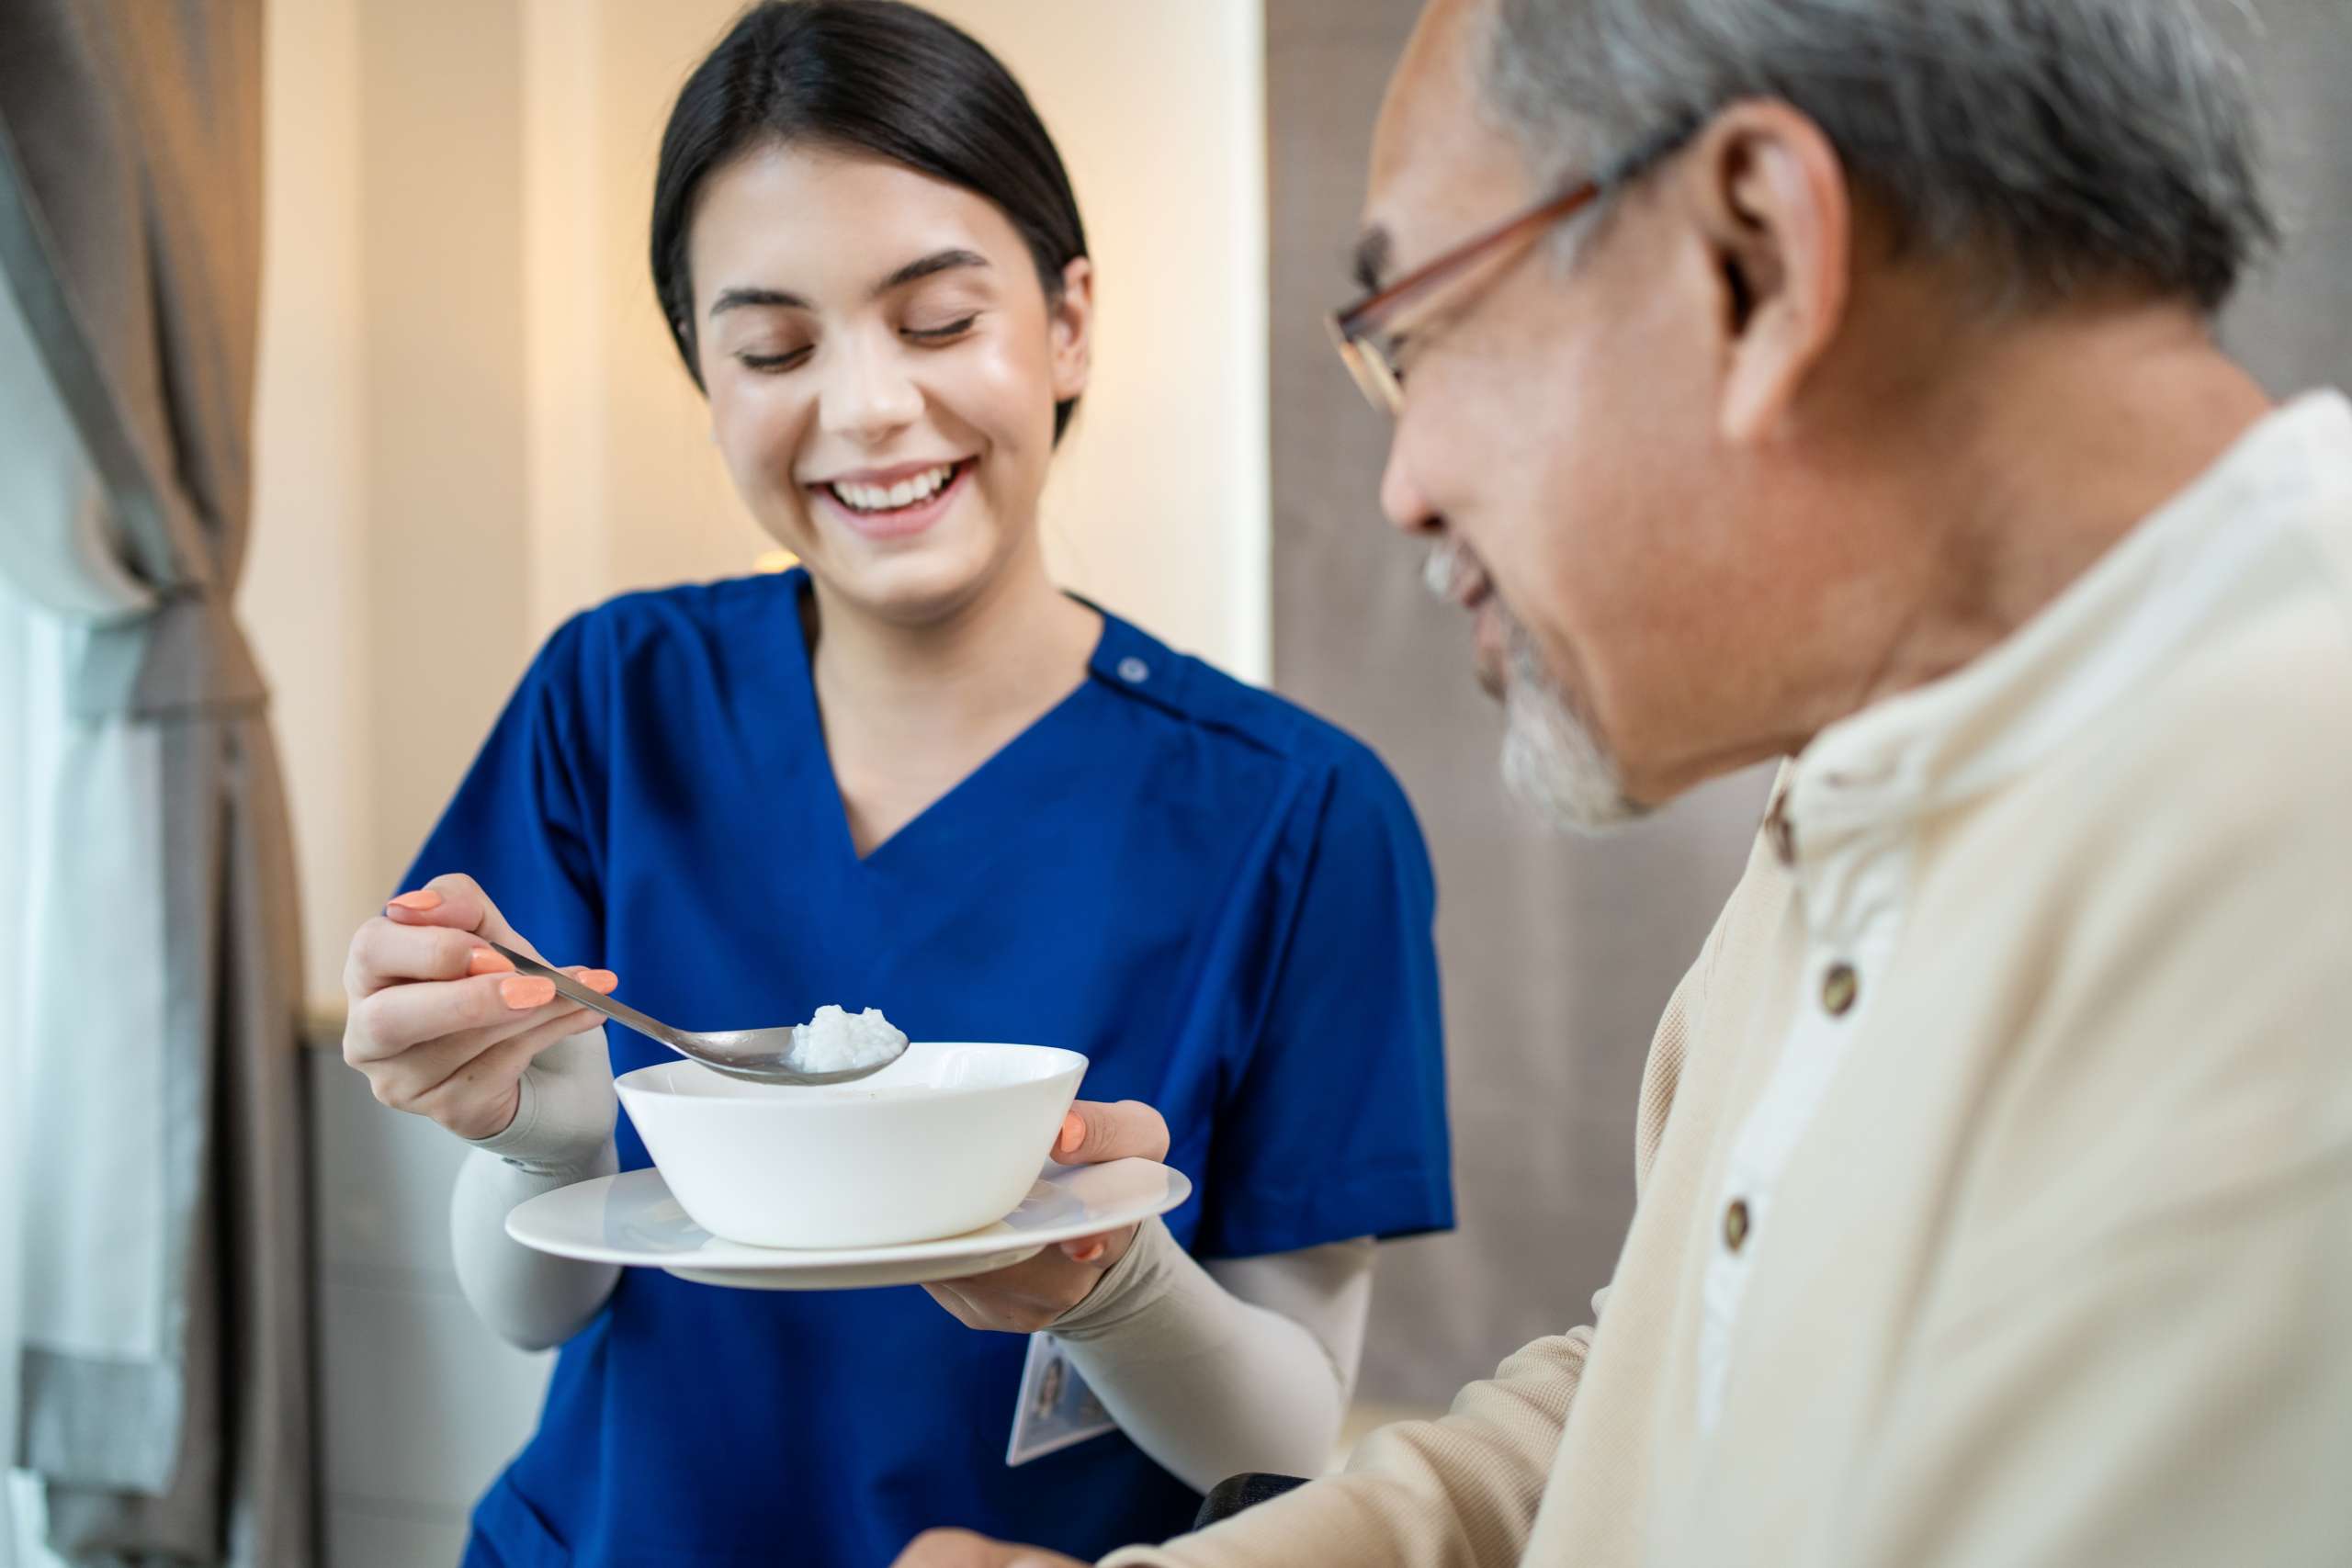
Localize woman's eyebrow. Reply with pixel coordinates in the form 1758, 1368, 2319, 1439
870, 248, 989, 297
707, 249, 990, 321
709, 285, 808, 318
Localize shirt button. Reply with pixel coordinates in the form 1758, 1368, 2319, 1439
1116, 657, 1150, 684
1823, 963, 1860, 1017
1724, 1199, 1752, 1253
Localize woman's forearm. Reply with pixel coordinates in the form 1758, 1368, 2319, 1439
450, 1142, 622, 1351
448, 1026, 622, 1350
1048, 1219, 1374, 1492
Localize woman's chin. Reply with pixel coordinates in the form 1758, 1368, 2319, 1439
809, 536, 1012, 627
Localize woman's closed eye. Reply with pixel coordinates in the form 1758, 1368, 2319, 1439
903, 313, 980, 344
737, 344, 814, 373
733, 315, 977, 373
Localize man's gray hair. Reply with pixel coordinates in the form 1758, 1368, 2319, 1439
1483, 0, 2277, 314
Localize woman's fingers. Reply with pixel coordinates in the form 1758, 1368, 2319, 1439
380, 872, 539, 960
1031, 1100, 1166, 1269
351, 970, 615, 1138
1057, 1232, 1114, 1263
350, 970, 548, 1064
339, 876, 619, 1139
349, 867, 558, 998
1047, 1099, 1170, 1166
345, 915, 501, 997
346, 966, 612, 1066
919, 1219, 1142, 1334
356, 1001, 587, 1104
921, 1281, 986, 1329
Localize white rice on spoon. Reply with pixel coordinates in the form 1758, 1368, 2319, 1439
789, 1004, 909, 1075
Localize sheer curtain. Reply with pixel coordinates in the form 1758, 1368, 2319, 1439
0, 213, 149, 1568
0, 3, 313, 1562
1, 565, 33, 1568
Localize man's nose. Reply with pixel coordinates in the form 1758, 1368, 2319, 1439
1379, 431, 1440, 536
819, 335, 924, 443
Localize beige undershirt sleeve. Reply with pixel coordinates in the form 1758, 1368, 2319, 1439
449, 1026, 622, 1351
1048, 1217, 1373, 1493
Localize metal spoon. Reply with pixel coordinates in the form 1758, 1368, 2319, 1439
485, 941, 906, 1087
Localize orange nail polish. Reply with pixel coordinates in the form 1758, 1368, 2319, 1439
468, 947, 514, 976
1057, 1112, 1084, 1155
390, 890, 443, 911
500, 976, 556, 1010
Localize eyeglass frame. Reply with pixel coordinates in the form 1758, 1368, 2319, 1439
1327, 118, 1702, 416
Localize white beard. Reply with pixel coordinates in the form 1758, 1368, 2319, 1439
1498, 612, 1645, 834
1427, 541, 1645, 835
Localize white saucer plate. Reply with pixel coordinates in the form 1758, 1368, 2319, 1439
505, 1156, 1193, 1291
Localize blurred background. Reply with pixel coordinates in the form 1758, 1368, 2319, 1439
0, 2, 2344, 1564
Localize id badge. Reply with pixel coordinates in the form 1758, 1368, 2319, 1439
1005, 1332, 1118, 1466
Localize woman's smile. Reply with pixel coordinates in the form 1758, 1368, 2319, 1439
808, 456, 980, 542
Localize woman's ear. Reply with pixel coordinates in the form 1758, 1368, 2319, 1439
1048, 256, 1095, 403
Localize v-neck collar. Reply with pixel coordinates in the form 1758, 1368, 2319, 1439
781, 570, 1129, 868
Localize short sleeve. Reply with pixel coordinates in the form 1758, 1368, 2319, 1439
1193, 750, 1453, 1258
398, 614, 605, 971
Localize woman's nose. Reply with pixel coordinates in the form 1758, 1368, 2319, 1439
818, 336, 924, 444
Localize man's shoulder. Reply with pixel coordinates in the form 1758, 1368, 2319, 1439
1997, 600, 2352, 953
2092, 547, 2352, 840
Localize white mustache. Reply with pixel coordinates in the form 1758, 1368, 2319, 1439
1423, 539, 1476, 604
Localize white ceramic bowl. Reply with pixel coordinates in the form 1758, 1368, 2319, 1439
614, 1043, 1088, 1249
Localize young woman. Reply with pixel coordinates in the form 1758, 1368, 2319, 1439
339, 4, 1452, 1563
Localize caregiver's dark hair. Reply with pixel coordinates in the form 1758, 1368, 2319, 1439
651, 0, 1091, 441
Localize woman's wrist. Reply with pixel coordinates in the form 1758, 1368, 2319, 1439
1047, 1215, 1177, 1338
468, 1025, 616, 1176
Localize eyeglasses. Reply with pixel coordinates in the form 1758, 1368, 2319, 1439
1327, 120, 1699, 416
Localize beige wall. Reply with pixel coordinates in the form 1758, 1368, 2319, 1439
243, 0, 368, 1010
245, 0, 1270, 1004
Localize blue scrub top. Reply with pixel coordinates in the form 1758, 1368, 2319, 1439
413, 571, 1452, 1568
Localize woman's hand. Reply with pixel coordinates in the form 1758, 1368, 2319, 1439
342, 872, 617, 1142
891, 1529, 1086, 1568
922, 1099, 1170, 1333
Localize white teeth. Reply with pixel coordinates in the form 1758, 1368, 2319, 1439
830, 463, 956, 514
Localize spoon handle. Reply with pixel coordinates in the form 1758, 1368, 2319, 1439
485, 941, 694, 1056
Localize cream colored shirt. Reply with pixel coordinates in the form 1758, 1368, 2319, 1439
1106, 390, 2352, 1567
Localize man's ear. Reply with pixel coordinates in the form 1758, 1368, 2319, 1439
1678, 100, 1854, 445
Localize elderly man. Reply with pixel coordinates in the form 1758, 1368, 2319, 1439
900, 0, 2352, 1562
